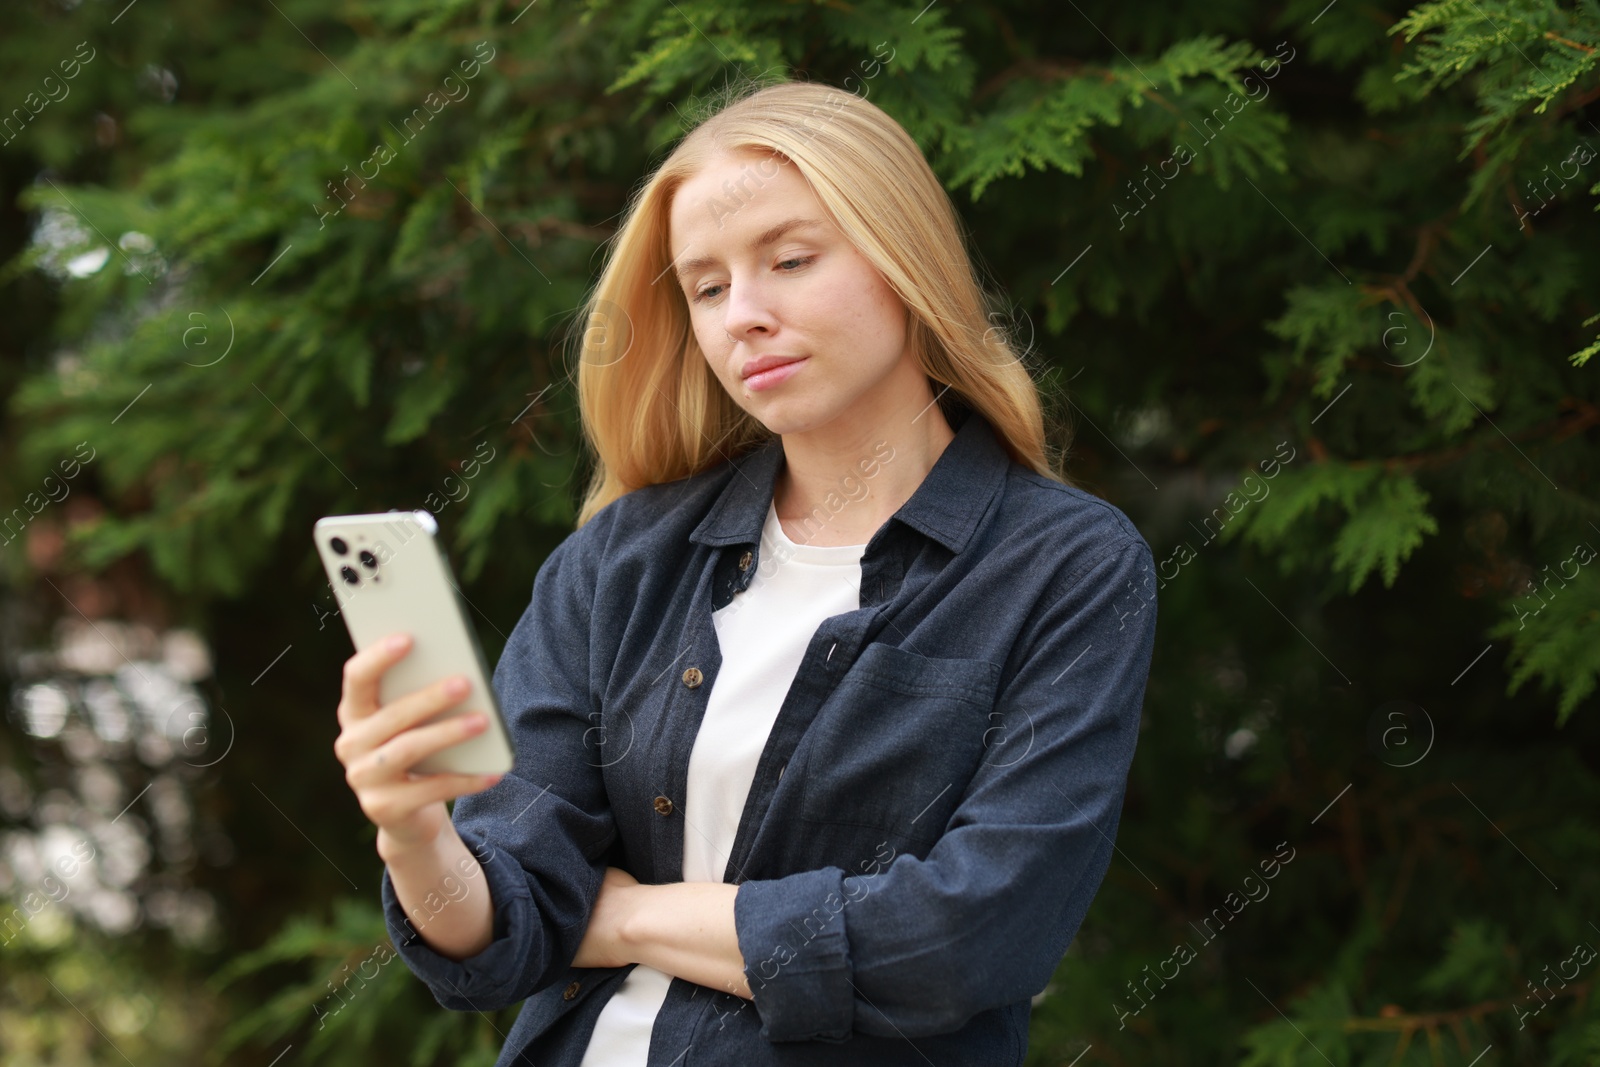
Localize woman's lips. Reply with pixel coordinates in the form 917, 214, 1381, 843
744, 357, 807, 392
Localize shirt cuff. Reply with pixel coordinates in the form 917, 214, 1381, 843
733, 866, 855, 1042
379, 828, 535, 1011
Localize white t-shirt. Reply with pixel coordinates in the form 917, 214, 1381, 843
577, 498, 868, 1066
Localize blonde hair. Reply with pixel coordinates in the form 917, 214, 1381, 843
566, 76, 1075, 529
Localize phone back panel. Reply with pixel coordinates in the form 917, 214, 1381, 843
313, 511, 514, 775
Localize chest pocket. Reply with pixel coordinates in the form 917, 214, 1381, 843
796, 642, 1000, 849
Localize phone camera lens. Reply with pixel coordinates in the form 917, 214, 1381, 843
339, 565, 360, 585
330, 537, 349, 555
358, 549, 378, 569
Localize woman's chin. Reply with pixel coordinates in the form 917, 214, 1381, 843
749, 405, 830, 438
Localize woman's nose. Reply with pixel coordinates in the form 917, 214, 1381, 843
721, 274, 779, 339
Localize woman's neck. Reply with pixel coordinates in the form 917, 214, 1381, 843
772, 406, 958, 548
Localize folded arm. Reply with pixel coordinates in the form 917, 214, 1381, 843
728, 539, 1158, 1042
574, 868, 752, 997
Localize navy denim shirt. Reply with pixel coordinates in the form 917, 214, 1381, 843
380, 405, 1159, 1065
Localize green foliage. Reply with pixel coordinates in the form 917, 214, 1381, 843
210, 897, 515, 1066
1237, 981, 1356, 1066
1392, 0, 1600, 147
1417, 919, 1513, 1002
0, 917, 220, 1065
1487, 553, 1600, 725
1572, 311, 1600, 368
1266, 282, 1374, 397
1218, 463, 1439, 594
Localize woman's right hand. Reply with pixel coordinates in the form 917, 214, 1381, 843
333, 631, 504, 859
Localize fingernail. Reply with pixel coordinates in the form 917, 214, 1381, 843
387, 634, 408, 651
445, 676, 470, 696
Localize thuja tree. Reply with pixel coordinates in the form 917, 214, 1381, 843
0, 0, 1596, 1064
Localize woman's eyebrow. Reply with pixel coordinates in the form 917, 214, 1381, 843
672, 217, 829, 281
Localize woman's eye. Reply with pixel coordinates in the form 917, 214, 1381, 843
691, 256, 816, 304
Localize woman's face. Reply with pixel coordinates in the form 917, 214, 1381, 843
667, 149, 920, 438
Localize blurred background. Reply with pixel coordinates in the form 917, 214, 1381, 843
1, 1, 1597, 1064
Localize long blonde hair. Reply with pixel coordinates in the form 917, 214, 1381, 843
567, 76, 1074, 528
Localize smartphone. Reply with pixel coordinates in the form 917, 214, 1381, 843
312, 510, 514, 776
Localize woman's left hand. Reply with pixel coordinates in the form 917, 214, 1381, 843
573, 866, 643, 969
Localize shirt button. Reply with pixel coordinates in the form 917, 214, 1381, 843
563, 980, 582, 1000
738, 550, 753, 571
682, 667, 703, 688
653, 795, 675, 816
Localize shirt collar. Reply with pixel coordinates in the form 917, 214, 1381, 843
689, 405, 1011, 556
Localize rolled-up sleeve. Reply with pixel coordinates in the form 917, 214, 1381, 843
734, 867, 855, 1041
379, 504, 621, 1013
733, 537, 1158, 1041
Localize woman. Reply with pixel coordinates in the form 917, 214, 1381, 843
333, 78, 1158, 1065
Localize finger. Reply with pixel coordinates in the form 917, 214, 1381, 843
338, 632, 413, 727
348, 712, 488, 788
336, 672, 472, 767
357, 771, 503, 828
345, 672, 476, 757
